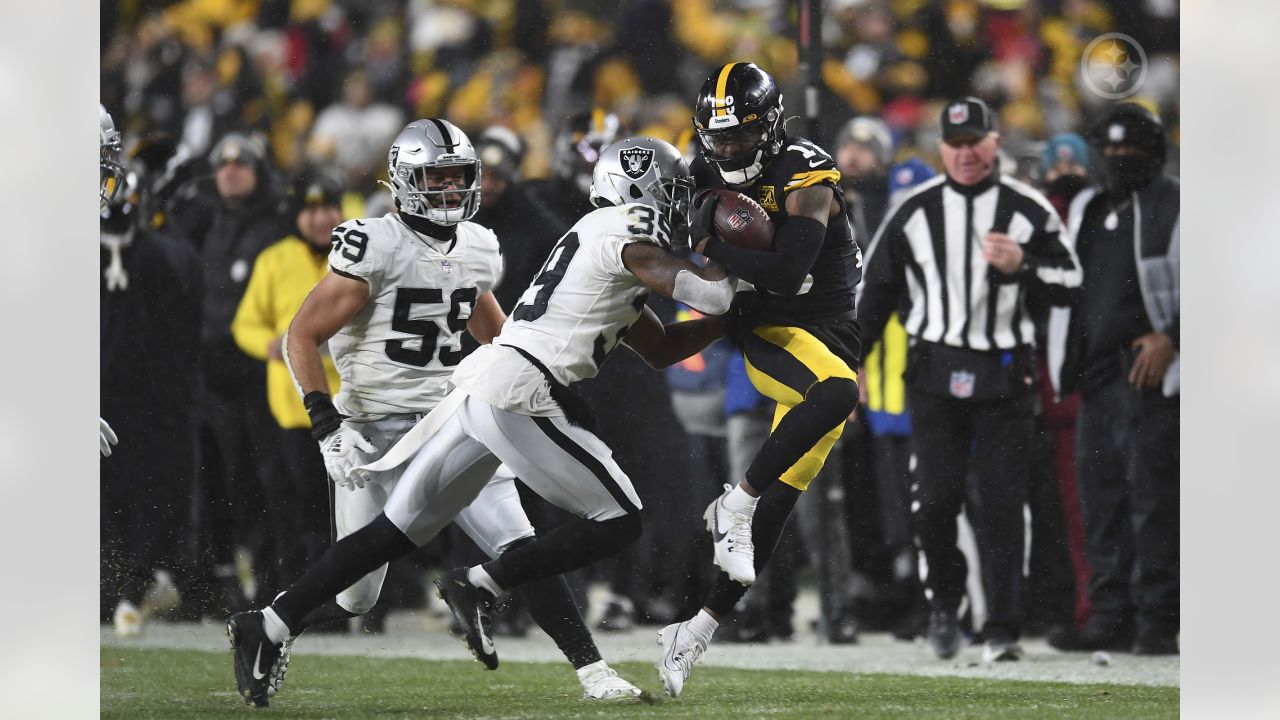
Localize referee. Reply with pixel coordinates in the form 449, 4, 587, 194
856, 97, 1082, 663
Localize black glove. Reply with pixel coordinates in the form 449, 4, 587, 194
688, 190, 720, 249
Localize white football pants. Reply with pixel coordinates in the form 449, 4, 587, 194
381, 395, 642, 557
332, 414, 535, 615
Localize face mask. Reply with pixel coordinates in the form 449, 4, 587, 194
1102, 152, 1160, 194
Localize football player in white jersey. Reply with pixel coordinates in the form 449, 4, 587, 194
229, 136, 739, 705
236, 120, 640, 706
100, 104, 124, 457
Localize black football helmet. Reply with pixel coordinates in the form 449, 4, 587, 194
693, 62, 785, 186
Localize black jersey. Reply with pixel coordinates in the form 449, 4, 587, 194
692, 136, 862, 325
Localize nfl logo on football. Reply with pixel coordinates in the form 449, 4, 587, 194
726, 207, 753, 231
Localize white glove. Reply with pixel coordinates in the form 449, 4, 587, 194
319, 422, 377, 490
100, 417, 119, 457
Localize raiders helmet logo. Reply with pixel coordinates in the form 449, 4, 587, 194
726, 207, 754, 231
619, 146, 655, 180
948, 103, 969, 124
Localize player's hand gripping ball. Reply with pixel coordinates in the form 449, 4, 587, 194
690, 188, 776, 253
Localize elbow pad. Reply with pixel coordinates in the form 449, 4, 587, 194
673, 270, 737, 315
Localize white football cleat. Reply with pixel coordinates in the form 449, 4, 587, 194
704, 484, 756, 585
657, 620, 709, 698
113, 600, 144, 638
577, 660, 642, 700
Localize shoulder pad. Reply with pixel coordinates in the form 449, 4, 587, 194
770, 138, 840, 193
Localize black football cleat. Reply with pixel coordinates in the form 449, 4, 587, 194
227, 611, 282, 708
434, 568, 499, 670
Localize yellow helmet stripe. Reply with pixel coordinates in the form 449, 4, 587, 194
714, 62, 738, 117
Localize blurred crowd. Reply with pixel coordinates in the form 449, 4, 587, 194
100, 0, 1179, 654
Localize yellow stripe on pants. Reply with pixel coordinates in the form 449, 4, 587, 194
742, 324, 856, 491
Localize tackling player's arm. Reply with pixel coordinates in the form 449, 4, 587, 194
621, 241, 736, 316
624, 306, 727, 370
465, 291, 506, 344
697, 184, 836, 295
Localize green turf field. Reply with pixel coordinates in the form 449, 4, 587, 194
101, 648, 1178, 719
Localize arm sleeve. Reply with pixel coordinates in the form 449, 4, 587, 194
231, 252, 276, 361
702, 215, 826, 295
855, 213, 910, 352
1013, 206, 1083, 306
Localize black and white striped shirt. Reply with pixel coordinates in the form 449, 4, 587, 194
856, 172, 1081, 352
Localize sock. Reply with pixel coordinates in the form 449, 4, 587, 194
576, 659, 608, 678
297, 599, 360, 632
744, 377, 858, 493
262, 606, 291, 644
722, 484, 759, 515
706, 482, 802, 616
517, 572, 600, 669
483, 513, 641, 590
688, 609, 719, 642
272, 514, 415, 631
467, 565, 504, 597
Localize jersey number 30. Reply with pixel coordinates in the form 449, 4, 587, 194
386, 287, 477, 367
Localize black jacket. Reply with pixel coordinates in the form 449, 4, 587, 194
168, 178, 289, 387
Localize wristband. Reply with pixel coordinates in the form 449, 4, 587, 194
304, 391, 342, 441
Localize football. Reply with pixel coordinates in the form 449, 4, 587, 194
701, 188, 776, 252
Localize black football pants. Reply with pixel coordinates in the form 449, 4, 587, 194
908, 387, 1033, 642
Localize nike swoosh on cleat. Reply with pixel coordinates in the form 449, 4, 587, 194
710, 503, 728, 543
252, 645, 268, 680
476, 608, 494, 655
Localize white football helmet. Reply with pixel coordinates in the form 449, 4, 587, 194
590, 137, 694, 248
384, 119, 480, 226
100, 104, 124, 213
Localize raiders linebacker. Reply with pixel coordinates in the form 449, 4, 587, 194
234, 119, 641, 707
100, 104, 124, 457
228, 136, 737, 706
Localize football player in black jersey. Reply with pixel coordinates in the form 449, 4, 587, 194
658, 62, 863, 697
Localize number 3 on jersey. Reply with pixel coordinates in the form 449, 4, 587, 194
513, 233, 580, 322
386, 287, 477, 367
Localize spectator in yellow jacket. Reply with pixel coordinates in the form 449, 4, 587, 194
232, 171, 346, 577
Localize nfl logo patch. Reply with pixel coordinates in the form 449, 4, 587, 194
950, 370, 975, 399
949, 103, 969, 124
1108, 123, 1125, 143
726, 207, 753, 231
441, 260, 452, 276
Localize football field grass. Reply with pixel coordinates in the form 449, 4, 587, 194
102, 647, 1178, 719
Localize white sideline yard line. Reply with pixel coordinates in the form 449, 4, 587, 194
101, 614, 1178, 689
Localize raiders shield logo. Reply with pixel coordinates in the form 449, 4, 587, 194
948, 103, 969, 124
619, 146, 655, 180
949, 370, 975, 399
726, 207, 754, 231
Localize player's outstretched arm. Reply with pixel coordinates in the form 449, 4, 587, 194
624, 306, 727, 370
465, 291, 507, 344
284, 271, 369, 397
698, 184, 833, 295
621, 241, 736, 316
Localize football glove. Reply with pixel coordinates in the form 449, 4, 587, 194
100, 417, 119, 457
319, 422, 377, 491
688, 190, 720, 249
